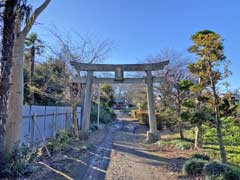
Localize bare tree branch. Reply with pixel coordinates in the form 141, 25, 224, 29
22, 0, 51, 36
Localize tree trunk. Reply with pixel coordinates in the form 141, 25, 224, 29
5, 19, 25, 152
179, 121, 184, 139
70, 82, 82, 136
5, 0, 51, 153
30, 47, 35, 82
214, 102, 227, 163
0, 0, 18, 161
72, 103, 79, 136
210, 77, 227, 163
177, 90, 184, 139
30, 46, 35, 104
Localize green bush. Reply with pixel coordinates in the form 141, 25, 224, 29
182, 158, 208, 176
0, 144, 38, 178
191, 153, 210, 161
90, 102, 116, 124
175, 141, 193, 150
56, 130, 72, 143
46, 130, 72, 153
135, 111, 164, 130
203, 162, 240, 180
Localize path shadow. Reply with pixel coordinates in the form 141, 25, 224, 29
112, 118, 188, 173
113, 142, 188, 169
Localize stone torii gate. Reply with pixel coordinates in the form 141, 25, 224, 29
71, 60, 169, 141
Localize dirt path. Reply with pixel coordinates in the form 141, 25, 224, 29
29, 113, 191, 180
104, 114, 181, 180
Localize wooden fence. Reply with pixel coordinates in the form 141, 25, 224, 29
21, 105, 81, 147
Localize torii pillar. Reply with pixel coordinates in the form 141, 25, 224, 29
146, 71, 160, 142
82, 71, 93, 130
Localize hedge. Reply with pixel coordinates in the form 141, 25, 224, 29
131, 110, 165, 130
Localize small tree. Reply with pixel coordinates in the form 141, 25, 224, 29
46, 32, 112, 135
175, 80, 193, 139
101, 84, 115, 108
25, 32, 44, 104
188, 30, 230, 163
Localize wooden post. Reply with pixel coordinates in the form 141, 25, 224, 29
30, 114, 36, 148
146, 71, 160, 141
44, 106, 46, 134
65, 112, 70, 131
35, 117, 51, 157
97, 84, 101, 127
82, 71, 93, 130
52, 112, 56, 138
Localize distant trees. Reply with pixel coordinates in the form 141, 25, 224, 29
101, 84, 115, 108
28, 59, 70, 105
188, 30, 230, 163
147, 50, 193, 138
21, 31, 113, 136
47, 33, 112, 136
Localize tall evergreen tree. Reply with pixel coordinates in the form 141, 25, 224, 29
188, 30, 230, 163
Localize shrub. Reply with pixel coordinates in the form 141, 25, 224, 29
182, 158, 208, 176
90, 102, 116, 124
46, 130, 72, 153
89, 124, 99, 131
155, 139, 193, 150
136, 111, 148, 125
135, 111, 164, 130
0, 144, 38, 178
224, 170, 240, 180
131, 110, 138, 118
56, 130, 72, 143
203, 161, 240, 180
191, 154, 210, 161
175, 141, 193, 150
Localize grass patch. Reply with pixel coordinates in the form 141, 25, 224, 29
203, 144, 240, 166
160, 129, 240, 167
155, 139, 193, 150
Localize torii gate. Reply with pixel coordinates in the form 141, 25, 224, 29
70, 60, 169, 141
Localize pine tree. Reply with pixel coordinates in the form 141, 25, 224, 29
188, 30, 230, 163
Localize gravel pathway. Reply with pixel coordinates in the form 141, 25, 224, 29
28, 113, 189, 180
104, 116, 180, 180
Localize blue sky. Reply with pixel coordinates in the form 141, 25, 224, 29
31, 0, 240, 90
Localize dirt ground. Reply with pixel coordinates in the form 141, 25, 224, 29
26, 112, 197, 180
